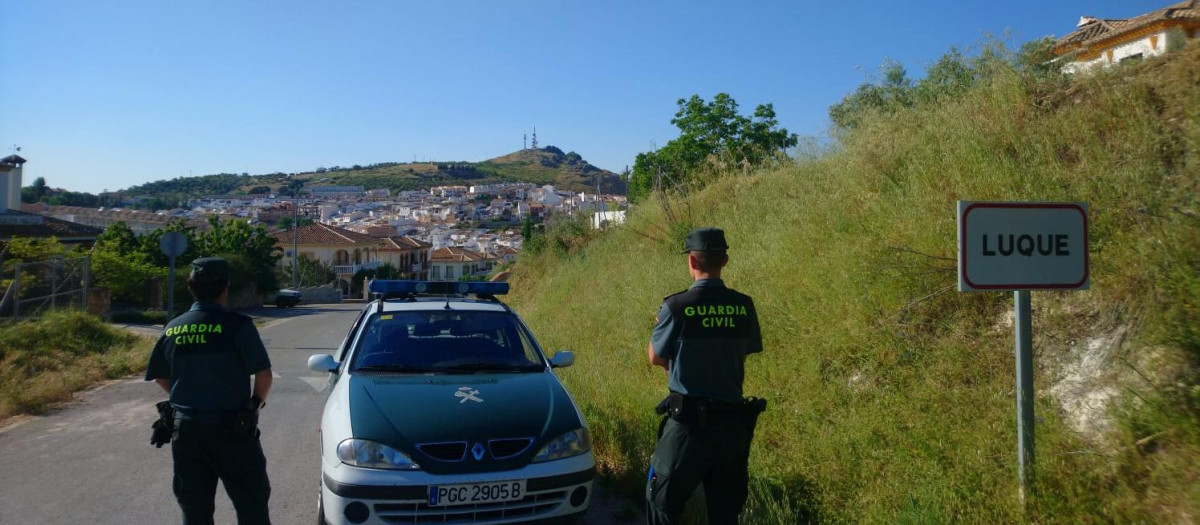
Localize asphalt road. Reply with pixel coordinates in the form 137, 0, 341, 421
0, 303, 359, 524
0, 303, 638, 524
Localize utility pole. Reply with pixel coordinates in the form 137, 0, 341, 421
292, 177, 301, 288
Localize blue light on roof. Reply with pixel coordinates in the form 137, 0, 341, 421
368, 280, 509, 296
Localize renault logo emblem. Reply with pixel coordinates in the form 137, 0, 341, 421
471, 442, 486, 461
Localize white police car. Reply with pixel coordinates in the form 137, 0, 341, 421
308, 281, 593, 524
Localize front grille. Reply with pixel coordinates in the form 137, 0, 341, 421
375, 490, 567, 524
416, 442, 467, 462
488, 438, 534, 460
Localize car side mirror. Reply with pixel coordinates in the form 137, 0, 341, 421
308, 354, 338, 373
549, 351, 575, 369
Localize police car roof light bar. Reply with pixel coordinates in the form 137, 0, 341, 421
367, 280, 510, 300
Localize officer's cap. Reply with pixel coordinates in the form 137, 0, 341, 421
682, 227, 728, 253
189, 257, 231, 282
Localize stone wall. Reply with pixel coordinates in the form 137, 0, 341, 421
266, 284, 342, 305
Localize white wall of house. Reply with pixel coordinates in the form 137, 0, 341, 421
280, 244, 380, 275
1065, 30, 1174, 73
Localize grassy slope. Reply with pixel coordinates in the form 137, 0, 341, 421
507, 47, 1199, 522
0, 311, 153, 420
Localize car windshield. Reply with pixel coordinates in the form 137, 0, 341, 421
350, 310, 545, 373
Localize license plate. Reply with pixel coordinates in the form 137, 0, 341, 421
428, 480, 526, 507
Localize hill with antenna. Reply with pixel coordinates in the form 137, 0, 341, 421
119, 147, 627, 199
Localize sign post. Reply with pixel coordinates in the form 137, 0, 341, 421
957, 201, 1089, 503
159, 232, 188, 320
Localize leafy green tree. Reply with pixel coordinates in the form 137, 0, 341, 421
20, 177, 49, 203
191, 217, 282, 294
628, 93, 797, 201
91, 222, 166, 303
248, 186, 271, 195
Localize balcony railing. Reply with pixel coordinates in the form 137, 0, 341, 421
332, 260, 382, 275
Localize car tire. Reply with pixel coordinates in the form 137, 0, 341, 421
317, 490, 328, 525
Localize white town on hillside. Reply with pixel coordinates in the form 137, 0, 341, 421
11, 165, 627, 294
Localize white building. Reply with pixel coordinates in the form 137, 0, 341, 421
1054, 1, 1199, 74
592, 210, 626, 229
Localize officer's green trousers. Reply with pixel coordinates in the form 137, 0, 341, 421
646, 414, 750, 525
172, 418, 271, 525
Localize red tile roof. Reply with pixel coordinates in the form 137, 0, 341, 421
380, 236, 431, 251
270, 222, 379, 246
1056, 0, 1200, 51
0, 211, 103, 241
431, 246, 487, 262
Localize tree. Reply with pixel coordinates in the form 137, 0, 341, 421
248, 186, 271, 195
628, 93, 797, 201
21, 177, 49, 203
278, 255, 335, 288
192, 217, 282, 294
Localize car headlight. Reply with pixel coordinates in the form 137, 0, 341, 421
532, 428, 591, 462
337, 439, 421, 470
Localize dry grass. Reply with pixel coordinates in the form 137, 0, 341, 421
0, 311, 153, 421
508, 44, 1200, 523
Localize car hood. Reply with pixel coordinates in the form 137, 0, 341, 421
346, 371, 583, 474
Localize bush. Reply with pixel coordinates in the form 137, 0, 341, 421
0, 311, 151, 419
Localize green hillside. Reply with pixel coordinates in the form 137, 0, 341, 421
506, 46, 1199, 522
119, 147, 625, 198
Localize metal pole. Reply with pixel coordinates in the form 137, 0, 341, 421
1014, 290, 1035, 502
167, 255, 176, 320
50, 264, 58, 309
293, 183, 300, 288
13, 264, 21, 318
82, 255, 91, 312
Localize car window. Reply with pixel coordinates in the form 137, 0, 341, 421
350, 310, 545, 373
335, 307, 370, 364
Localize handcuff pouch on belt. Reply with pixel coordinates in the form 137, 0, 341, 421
226, 396, 263, 438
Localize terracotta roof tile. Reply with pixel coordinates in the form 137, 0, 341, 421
1057, 0, 1200, 49
380, 236, 431, 251
270, 222, 380, 246
0, 211, 103, 240
431, 247, 486, 262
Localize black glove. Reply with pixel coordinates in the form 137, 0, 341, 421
150, 401, 175, 448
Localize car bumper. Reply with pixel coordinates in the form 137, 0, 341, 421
320, 453, 594, 525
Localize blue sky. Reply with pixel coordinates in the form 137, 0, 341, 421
0, 0, 1171, 193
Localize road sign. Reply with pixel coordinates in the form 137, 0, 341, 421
957, 202, 1089, 291
159, 232, 188, 258
956, 200, 1090, 504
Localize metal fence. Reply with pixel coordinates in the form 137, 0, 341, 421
0, 256, 91, 318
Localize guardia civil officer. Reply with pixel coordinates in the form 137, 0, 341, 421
645, 228, 765, 525
146, 257, 274, 524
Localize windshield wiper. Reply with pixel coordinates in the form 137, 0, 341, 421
355, 364, 437, 374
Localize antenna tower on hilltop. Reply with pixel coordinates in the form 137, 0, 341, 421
531, 127, 538, 150
523, 134, 527, 150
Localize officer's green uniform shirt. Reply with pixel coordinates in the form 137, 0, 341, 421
651, 278, 762, 403
145, 302, 272, 420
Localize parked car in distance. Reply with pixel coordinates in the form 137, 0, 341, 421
308, 280, 593, 525
275, 289, 302, 308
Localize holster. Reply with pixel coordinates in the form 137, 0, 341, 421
150, 401, 175, 448
227, 397, 261, 438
